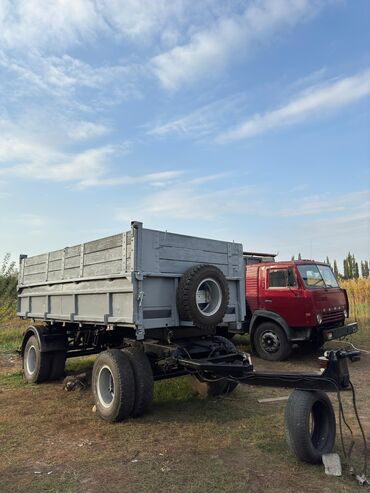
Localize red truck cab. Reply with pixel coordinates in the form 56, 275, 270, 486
238, 257, 357, 360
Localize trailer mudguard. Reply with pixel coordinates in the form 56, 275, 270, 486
21, 325, 68, 356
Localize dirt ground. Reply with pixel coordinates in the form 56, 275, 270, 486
0, 339, 369, 493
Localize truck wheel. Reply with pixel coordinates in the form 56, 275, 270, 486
123, 346, 154, 418
23, 335, 52, 383
285, 390, 336, 464
92, 350, 135, 422
190, 336, 238, 396
49, 352, 67, 380
253, 322, 292, 361
177, 264, 229, 330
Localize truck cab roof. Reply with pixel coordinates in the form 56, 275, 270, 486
252, 260, 329, 268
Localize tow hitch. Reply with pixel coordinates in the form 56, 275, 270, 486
178, 348, 360, 392
177, 347, 367, 474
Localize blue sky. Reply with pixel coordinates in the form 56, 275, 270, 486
0, 0, 369, 270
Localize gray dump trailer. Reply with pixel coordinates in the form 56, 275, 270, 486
17, 221, 361, 466
18, 221, 245, 338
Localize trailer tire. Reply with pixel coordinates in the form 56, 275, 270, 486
190, 336, 238, 396
177, 264, 229, 330
285, 390, 336, 464
23, 335, 52, 383
253, 322, 292, 361
92, 350, 135, 422
49, 352, 67, 380
123, 346, 154, 418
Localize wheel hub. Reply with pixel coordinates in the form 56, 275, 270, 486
97, 365, 115, 408
261, 331, 280, 353
195, 278, 222, 316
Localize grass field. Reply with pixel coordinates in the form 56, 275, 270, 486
341, 278, 370, 325
0, 280, 369, 492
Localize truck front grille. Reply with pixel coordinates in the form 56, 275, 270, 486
322, 311, 344, 325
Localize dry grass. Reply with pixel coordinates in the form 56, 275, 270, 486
341, 278, 370, 324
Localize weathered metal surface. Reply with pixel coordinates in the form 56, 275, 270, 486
17, 222, 246, 338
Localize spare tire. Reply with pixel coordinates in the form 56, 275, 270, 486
177, 264, 229, 330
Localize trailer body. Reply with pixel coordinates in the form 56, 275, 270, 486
17, 222, 245, 339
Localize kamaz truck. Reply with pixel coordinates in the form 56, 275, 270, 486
228, 254, 357, 361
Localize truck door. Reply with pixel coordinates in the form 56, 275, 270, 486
263, 267, 303, 327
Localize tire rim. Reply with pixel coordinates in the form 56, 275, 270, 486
261, 330, 280, 353
26, 345, 37, 375
196, 278, 222, 316
97, 365, 115, 408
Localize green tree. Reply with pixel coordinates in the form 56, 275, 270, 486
333, 260, 339, 279
343, 258, 349, 279
361, 260, 369, 278
354, 262, 359, 279
0, 254, 17, 322
343, 252, 358, 279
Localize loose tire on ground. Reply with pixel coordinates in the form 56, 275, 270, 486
177, 264, 229, 331
253, 322, 292, 361
123, 346, 154, 418
23, 334, 52, 383
92, 350, 135, 422
285, 390, 336, 464
189, 336, 238, 397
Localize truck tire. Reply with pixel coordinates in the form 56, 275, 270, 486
123, 346, 154, 418
23, 335, 52, 383
190, 336, 238, 396
49, 352, 67, 380
92, 350, 135, 422
177, 264, 229, 330
253, 322, 292, 361
285, 390, 336, 464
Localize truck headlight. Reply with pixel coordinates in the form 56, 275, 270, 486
317, 314, 323, 325
344, 309, 348, 318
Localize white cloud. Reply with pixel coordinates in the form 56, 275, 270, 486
151, 0, 326, 90
274, 190, 370, 218
0, 121, 181, 188
80, 170, 184, 188
0, 139, 116, 184
116, 183, 255, 222
218, 69, 370, 142
146, 95, 244, 139
0, 51, 137, 105
67, 121, 111, 141
0, 0, 104, 51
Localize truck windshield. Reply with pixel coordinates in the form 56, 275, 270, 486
317, 265, 339, 288
297, 264, 339, 289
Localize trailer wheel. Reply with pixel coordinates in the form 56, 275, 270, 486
190, 336, 238, 396
49, 352, 67, 380
253, 322, 292, 361
23, 335, 52, 383
92, 350, 135, 422
123, 346, 154, 418
285, 390, 336, 464
177, 264, 229, 330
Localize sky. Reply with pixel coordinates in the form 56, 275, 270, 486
0, 0, 369, 271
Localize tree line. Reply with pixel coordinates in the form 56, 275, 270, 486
0, 254, 18, 322
291, 252, 369, 279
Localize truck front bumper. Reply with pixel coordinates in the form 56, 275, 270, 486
322, 322, 358, 341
